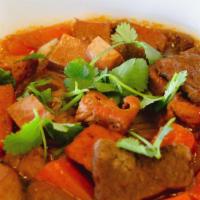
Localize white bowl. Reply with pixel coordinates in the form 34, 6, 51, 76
1, 0, 200, 38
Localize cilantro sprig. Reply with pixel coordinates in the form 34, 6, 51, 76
21, 53, 46, 61
3, 111, 83, 158
117, 117, 175, 159
3, 110, 48, 159
112, 22, 162, 64
62, 22, 187, 111
45, 121, 83, 146
63, 57, 187, 110
0, 68, 16, 86
23, 79, 53, 106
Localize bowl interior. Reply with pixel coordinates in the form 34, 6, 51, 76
0, 0, 199, 37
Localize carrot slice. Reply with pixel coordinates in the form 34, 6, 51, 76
36, 158, 93, 200
0, 84, 15, 140
165, 193, 191, 200
161, 123, 195, 150
2, 23, 72, 55
65, 124, 121, 171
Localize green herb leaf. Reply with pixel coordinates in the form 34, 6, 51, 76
117, 137, 155, 157
111, 22, 162, 64
64, 58, 96, 91
153, 117, 175, 158
3, 111, 43, 155
111, 22, 137, 44
117, 117, 175, 159
156, 70, 188, 110
21, 53, 46, 61
23, 79, 52, 105
45, 121, 83, 146
111, 58, 148, 92
134, 41, 162, 64
0, 68, 16, 86
94, 82, 117, 93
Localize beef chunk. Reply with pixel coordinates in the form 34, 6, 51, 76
3, 147, 45, 180
149, 48, 200, 104
26, 181, 74, 200
93, 140, 193, 200
0, 163, 24, 200
164, 31, 195, 55
48, 34, 87, 68
73, 19, 111, 43
149, 67, 167, 96
76, 91, 140, 133
86, 36, 124, 69
0, 59, 37, 84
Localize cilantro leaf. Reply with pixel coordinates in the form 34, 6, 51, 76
45, 121, 83, 146
134, 41, 162, 65
21, 53, 46, 61
117, 137, 155, 157
0, 68, 16, 86
111, 22, 162, 64
94, 82, 117, 93
111, 22, 137, 44
23, 79, 52, 105
111, 58, 148, 92
117, 117, 175, 159
3, 111, 43, 155
156, 70, 188, 110
3, 110, 83, 157
153, 117, 175, 158
64, 58, 96, 90
140, 94, 163, 108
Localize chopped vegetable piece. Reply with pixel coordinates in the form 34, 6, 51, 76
167, 94, 200, 127
0, 84, 15, 140
48, 34, 87, 67
65, 124, 121, 171
161, 123, 195, 150
111, 58, 148, 92
86, 36, 123, 69
7, 95, 53, 127
36, 158, 94, 200
0, 84, 15, 111
37, 38, 59, 56
117, 117, 175, 159
0, 68, 16, 86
